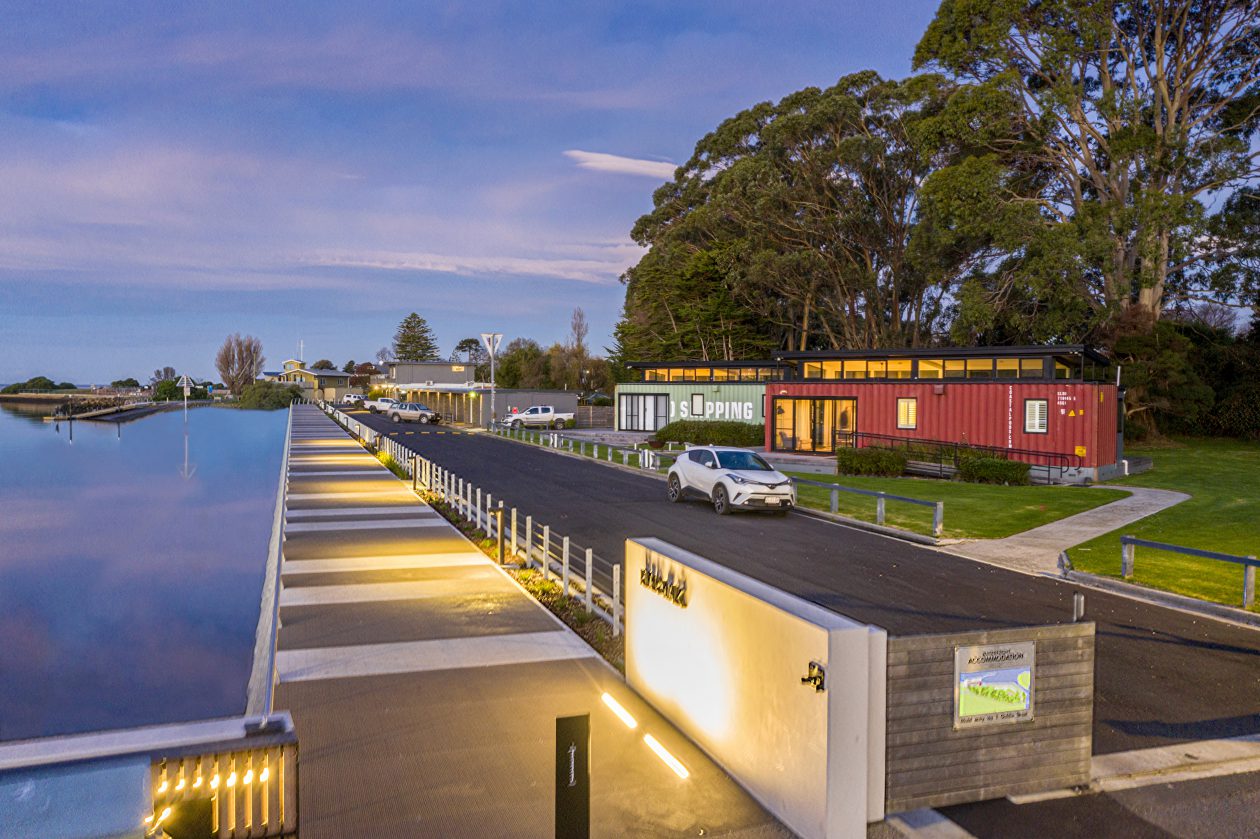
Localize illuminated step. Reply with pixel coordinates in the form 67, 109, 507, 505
281, 552, 489, 575
276, 631, 597, 682
283, 518, 448, 533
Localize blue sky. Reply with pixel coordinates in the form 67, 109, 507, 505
0, 1, 941, 383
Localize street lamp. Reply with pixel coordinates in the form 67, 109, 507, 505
480, 332, 503, 428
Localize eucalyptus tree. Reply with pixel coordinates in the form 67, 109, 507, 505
620, 71, 979, 356
914, 0, 1260, 334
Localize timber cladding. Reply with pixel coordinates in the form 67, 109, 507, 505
884, 623, 1094, 813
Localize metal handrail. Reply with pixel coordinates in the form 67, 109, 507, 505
840, 430, 1081, 470
245, 403, 293, 716
1119, 535, 1258, 609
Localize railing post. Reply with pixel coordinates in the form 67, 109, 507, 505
933, 502, 944, 539
562, 536, 571, 594
511, 508, 518, 558
525, 515, 533, 566
476, 487, 483, 531
495, 505, 505, 564
830, 488, 838, 514
1244, 560, 1256, 610
1121, 538, 1135, 579
541, 525, 551, 579
612, 564, 621, 637
584, 548, 594, 613
412, 455, 419, 492
485, 493, 493, 534
876, 493, 886, 525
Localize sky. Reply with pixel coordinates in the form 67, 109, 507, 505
0, 0, 942, 383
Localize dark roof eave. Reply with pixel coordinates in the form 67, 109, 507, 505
774, 345, 1110, 365
625, 359, 781, 369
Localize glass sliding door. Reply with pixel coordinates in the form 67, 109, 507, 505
772, 398, 856, 452
619, 393, 669, 431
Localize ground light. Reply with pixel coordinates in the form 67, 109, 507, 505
643, 734, 690, 779
601, 692, 638, 729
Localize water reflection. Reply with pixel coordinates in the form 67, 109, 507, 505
0, 404, 284, 741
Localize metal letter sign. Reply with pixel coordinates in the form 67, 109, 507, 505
953, 641, 1035, 729
555, 714, 590, 839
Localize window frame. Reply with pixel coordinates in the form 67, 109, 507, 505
1024, 398, 1049, 434
896, 397, 918, 430
690, 393, 704, 417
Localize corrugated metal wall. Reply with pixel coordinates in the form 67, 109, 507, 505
767, 382, 1118, 467
614, 383, 767, 430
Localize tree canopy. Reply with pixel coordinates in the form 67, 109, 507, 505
392, 313, 440, 361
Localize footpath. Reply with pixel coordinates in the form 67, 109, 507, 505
273, 405, 786, 837
942, 486, 1189, 575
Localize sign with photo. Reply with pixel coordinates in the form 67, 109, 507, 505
953, 641, 1034, 728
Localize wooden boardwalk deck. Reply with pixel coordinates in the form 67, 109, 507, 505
273, 405, 785, 837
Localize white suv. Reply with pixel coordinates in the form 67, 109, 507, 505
666, 446, 796, 515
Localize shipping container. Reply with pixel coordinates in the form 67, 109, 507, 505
614, 382, 768, 431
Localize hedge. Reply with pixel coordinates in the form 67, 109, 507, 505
836, 447, 907, 477
653, 420, 764, 447
958, 457, 1031, 485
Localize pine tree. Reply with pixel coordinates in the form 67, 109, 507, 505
392, 313, 440, 361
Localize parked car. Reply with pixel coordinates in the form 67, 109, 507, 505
666, 446, 796, 515
343, 394, 365, 406
364, 396, 399, 413
505, 405, 574, 429
387, 403, 442, 424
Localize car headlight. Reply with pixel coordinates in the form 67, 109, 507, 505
728, 474, 749, 484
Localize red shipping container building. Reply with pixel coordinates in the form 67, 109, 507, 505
763, 346, 1122, 483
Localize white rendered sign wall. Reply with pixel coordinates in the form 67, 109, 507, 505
624, 538, 887, 839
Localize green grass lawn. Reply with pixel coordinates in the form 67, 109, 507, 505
1067, 437, 1260, 611
784, 471, 1128, 539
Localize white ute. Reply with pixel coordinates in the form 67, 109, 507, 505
506, 405, 574, 429
666, 446, 796, 515
363, 396, 399, 414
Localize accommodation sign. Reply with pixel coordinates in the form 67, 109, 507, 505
640, 559, 688, 608
953, 641, 1034, 728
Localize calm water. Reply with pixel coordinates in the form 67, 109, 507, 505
0, 404, 285, 741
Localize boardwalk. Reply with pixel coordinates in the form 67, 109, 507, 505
273, 406, 785, 837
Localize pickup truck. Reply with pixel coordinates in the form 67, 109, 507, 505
364, 397, 398, 413
505, 405, 574, 429
387, 403, 442, 424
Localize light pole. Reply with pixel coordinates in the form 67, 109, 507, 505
480, 332, 503, 428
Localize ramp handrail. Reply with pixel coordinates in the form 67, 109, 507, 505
1120, 535, 1258, 608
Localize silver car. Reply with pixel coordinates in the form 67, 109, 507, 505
388, 403, 442, 424
666, 446, 796, 515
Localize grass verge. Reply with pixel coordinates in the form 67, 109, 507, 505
1068, 437, 1259, 611
420, 490, 625, 671
784, 471, 1128, 539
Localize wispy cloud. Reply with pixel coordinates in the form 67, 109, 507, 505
305, 246, 639, 285
564, 150, 676, 179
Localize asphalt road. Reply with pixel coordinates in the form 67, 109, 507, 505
354, 412, 1260, 760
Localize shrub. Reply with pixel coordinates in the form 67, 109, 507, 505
654, 420, 764, 447
958, 457, 1031, 485
238, 381, 303, 409
836, 447, 907, 477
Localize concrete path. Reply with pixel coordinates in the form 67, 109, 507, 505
943, 486, 1189, 575
273, 405, 788, 838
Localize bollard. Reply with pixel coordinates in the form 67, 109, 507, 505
1072, 592, 1085, 622
830, 488, 839, 514
495, 505, 505, 564
607, 446, 613, 463
562, 536, 571, 594
612, 565, 621, 637
876, 494, 886, 526
1245, 560, 1256, 610
511, 508, 519, 558
584, 548, 593, 613
933, 502, 944, 539
541, 525, 551, 579
593, 444, 599, 460
1121, 539, 1135, 579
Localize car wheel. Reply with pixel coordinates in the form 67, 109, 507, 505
390, 414, 400, 423
419, 414, 430, 424
553, 419, 563, 429
667, 475, 684, 503
713, 484, 732, 516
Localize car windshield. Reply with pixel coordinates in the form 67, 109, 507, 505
716, 451, 773, 471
